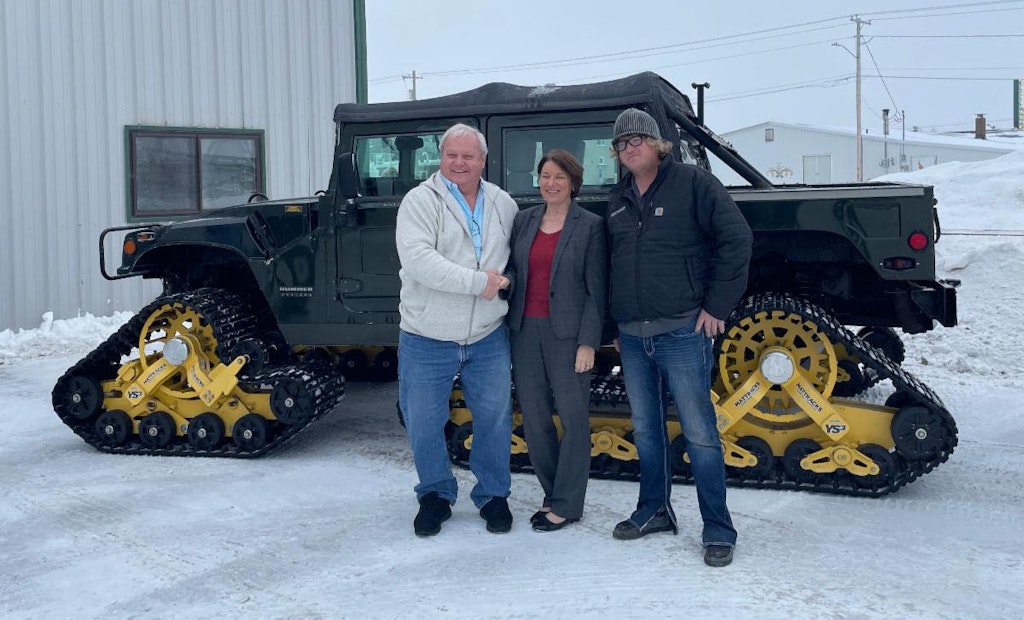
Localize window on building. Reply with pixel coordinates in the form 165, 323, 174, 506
128, 128, 264, 219
354, 132, 443, 197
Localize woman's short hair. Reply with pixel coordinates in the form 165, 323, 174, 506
440, 123, 488, 157
536, 149, 584, 198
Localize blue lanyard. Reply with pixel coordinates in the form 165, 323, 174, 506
441, 175, 485, 261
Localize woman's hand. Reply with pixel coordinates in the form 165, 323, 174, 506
575, 344, 596, 374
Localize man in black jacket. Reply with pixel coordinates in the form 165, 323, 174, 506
606, 108, 752, 567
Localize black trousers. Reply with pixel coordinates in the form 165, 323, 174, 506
511, 317, 592, 519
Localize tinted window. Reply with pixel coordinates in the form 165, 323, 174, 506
503, 125, 618, 193
355, 133, 443, 197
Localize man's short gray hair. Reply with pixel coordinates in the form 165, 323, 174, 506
440, 123, 488, 157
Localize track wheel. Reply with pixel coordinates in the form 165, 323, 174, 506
669, 434, 691, 478
833, 359, 867, 397
854, 443, 897, 489
729, 436, 775, 480
510, 424, 531, 469
447, 422, 473, 464
783, 438, 824, 484
187, 413, 225, 450
371, 348, 399, 381
94, 410, 132, 447
62, 375, 103, 421
891, 405, 948, 461
857, 326, 905, 364
233, 414, 270, 451
270, 379, 315, 425
338, 349, 369, 380
138, 412, 176, 448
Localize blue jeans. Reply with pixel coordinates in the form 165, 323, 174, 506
399, 327, 512, 508
618, 319, 737, 547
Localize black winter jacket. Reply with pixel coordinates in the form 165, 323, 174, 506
606, 156, 752, 324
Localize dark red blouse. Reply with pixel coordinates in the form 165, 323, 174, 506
524, 229, 561, 318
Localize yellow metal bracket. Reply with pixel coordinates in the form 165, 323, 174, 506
591, 429, 638, 461
800, 445, 880, 476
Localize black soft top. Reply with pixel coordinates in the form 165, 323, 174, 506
333, 72, 695, 125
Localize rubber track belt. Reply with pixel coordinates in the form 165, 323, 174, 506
51, 288, 345, 458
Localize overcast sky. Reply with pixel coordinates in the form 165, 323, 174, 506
365, 0, 1024, 135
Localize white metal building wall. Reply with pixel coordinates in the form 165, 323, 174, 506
0, 0, 357, 331
715, 122, 1014, 186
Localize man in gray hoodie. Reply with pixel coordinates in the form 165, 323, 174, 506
396, 123, 519, 537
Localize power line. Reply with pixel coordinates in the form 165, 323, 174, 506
860, 0, 1024, 18
874, 33, 1024, 38
421, 23, 848, 78
863, 42, 901, 112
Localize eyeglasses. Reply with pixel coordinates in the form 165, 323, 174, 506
613, 135, 646, 152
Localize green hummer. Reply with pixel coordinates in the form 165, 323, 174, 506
53, 72, 957, 495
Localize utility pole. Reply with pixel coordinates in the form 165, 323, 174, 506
402, 70, 421, 101
882, 108, 890, 174
852, 16, 870, 182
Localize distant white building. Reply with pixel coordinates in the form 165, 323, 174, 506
715, 120, 1022, 186
0, 0, 366, 331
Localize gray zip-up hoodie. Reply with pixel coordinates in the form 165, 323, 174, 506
396, 172, 518, 344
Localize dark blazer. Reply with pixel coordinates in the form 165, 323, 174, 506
504, 201, 607, 349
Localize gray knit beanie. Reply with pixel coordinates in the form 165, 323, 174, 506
613, 108, 661, 141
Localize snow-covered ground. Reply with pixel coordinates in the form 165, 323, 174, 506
2, 152, 1023, 619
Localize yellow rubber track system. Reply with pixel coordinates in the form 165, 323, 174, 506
52, 288, 345, 457
445, 293, 957, 496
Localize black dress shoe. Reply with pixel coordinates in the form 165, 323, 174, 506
704, 544, 734, 567
480, 497, 513, 533
413, 492, 451, 537
529, 510, 550, 526
532, 513, 578, 532
611, 510, 677, 540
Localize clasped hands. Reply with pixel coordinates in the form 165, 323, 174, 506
479, 269, 510, 300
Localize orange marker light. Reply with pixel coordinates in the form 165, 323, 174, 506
124, 240, 137, 255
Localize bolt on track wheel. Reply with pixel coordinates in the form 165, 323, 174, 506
62, 375, 103, 421
187, 413, 225, 450
783, 438, 824, 484
371, 348, 398, 381
338, 349, 369, 379
729, 436, 775, 480
232, 414, 270, 451
94, 410, 132, 447
891, 405, 947, 461
138, 412, 176, 448
718, 306, 838, 416
270, 379, 315, 426
854, 443, 897, 489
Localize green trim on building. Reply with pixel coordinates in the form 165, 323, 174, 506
1015, 78, 1021, 130
354, 0, 368, 104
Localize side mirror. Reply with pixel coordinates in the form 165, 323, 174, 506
337, 151, 361, 199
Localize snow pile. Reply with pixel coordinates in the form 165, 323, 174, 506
0, 311, 131, 365
877, 148, 1024, 230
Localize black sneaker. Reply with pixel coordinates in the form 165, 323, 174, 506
479, 497, 513, 533
704, 544, 734, 567
612, 510, 677, 540
414, 492, 452, 537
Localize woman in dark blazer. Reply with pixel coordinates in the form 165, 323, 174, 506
505, 149, 607, 532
